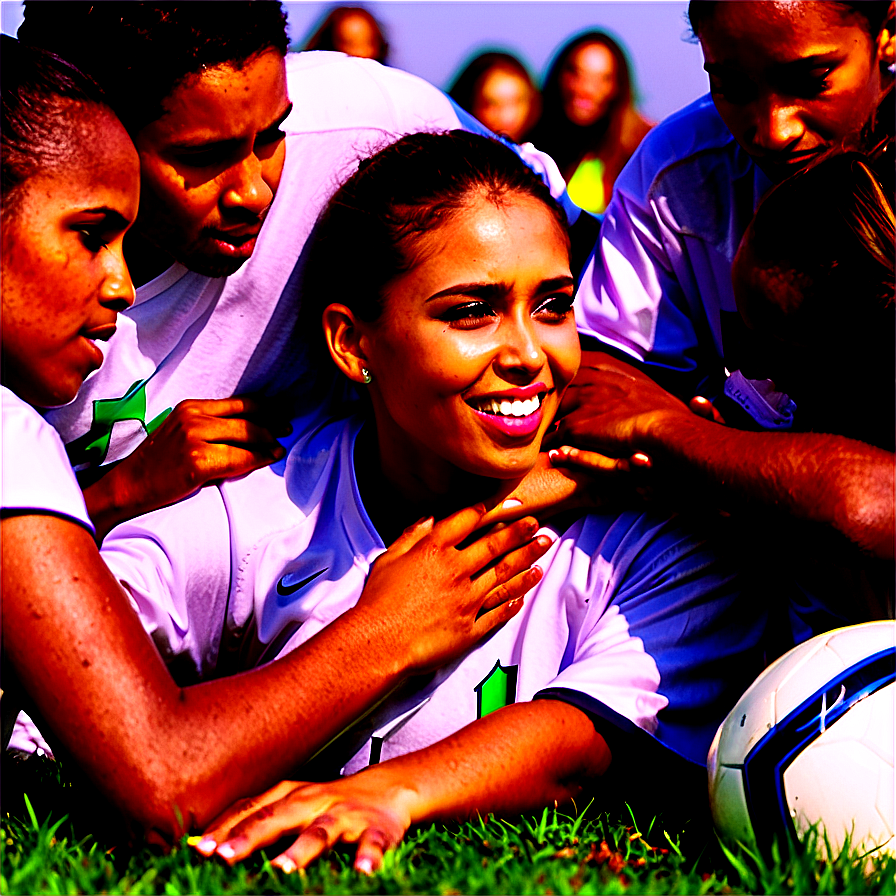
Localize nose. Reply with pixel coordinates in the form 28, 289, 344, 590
99, 245, 136, 312
221, 154, 273, 216
494, 313, 546, 383
749, 93, 804, 154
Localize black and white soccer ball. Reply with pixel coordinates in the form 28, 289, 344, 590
708, 621, 895, 856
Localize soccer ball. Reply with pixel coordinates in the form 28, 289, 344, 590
707, 621, 895, 857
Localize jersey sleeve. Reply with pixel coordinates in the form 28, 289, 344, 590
99, 486, 232, 682
0, 388, 94, 535
535, 511, 767, 766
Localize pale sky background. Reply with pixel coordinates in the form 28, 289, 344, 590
1, 1, 710, 124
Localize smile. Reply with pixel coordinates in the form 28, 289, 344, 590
468, 394, 543, 418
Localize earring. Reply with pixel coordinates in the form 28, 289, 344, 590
361, 367, 372, 385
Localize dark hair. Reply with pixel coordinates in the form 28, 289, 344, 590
1, 34, 112, 222
303, 5, 388, 65
448, 51, 540, 138
300, 130, 569, 372
687, 1, 892, 38
18, 2, 289, 134
736, 150, 895, 448
527, 31, 649, 189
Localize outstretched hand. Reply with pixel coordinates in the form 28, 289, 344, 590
356, 505, 551, 675
192, 772, 413, 875
85, 396, 290, 538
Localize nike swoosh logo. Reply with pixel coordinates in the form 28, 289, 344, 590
276, 567, 329, 596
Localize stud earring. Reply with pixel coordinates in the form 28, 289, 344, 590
361, 367, 372, 384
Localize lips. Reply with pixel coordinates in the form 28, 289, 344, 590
466, 384, 549, 439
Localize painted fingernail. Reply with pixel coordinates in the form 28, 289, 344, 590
356, 857, 374, 875
501, 498, 523, 509
274, 857, 297, 874
192, 837, 217, 855
216, 843, 236, 860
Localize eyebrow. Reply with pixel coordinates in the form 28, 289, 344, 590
425, 275, 575, 303
167, 101, 293, 153
704, 53, 842, 75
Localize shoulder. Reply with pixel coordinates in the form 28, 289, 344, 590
284, 52, 460, 135
1, 387, 94, 533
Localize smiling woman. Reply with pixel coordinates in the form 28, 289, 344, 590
85, 130, 769, 869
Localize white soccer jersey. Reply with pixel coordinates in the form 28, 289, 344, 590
101, 411, 770, 769
575, 94, 773, 400
43, 52, 580, 471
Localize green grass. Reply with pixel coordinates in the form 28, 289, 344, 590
2, 754, 894, 896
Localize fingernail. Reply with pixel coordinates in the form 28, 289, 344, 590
274, 857, 297, 874
632, 452, 652, 469
356, 857, 374, 875
192, 837, 217, 855
548, 449, 561, 462
216, 843, 236, 860
501, 498, 522, 509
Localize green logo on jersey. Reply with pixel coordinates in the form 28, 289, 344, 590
65, 379, 172, 467
474, 660, 519, 719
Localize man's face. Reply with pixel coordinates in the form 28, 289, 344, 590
133, 48, 291, 278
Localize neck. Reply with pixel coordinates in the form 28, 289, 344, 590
354, 423, 523, 546
124, 229, 177, 287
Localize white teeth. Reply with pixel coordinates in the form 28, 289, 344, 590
473, 395, 542, 417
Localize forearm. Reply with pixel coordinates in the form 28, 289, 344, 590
641, 415, 895, 558
358, 699, 611, 825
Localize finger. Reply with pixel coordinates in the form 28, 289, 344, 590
193, 780, 301, 856
474, 532, 553, 598
173, 395, 263, 419
353, 827, 395, 875
688, 395, 726, 425
428, 503, 488, 547
548, 446, 626, 474
380, 516, 435, 560
189, 444, 286, 484
460, 516, 541, 572
175, 416, 285, 450
473, 567, 543, 634
270, 818, 338, 871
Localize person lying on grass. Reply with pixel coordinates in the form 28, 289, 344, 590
0, 37, 546, 843
91, 129, 770, 870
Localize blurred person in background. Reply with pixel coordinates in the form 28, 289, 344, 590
448, 51, 540, 144
529, 31, 653, 214
303, 5, 388, 65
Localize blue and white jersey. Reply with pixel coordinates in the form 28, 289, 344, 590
575, 94, 773, 399
43, 51, 584, 471
101, 412, 769, 769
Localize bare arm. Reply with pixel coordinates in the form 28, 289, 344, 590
1, 506, 549, 839
196, 699, 609, 873
550, 352, 895, 559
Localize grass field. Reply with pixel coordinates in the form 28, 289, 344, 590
2, 753, 894, 896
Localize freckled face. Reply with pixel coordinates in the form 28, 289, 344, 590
1, 108, 139, 408
133, 49, 291, 277
356, 192, 580, 482
699, 1, 894, 182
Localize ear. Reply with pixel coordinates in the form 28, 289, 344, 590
876, 2, 895, 68
322, 303, 370, 384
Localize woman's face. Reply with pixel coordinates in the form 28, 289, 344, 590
353, 191, 579, 485
558, 42, 618, 127
1, 108, 140, 408
473, 68, 534, 143
699, 1, 895, 182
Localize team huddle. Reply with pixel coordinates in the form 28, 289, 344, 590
2, 0, 893, 874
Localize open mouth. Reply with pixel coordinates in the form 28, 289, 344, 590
467, 393, 544, 418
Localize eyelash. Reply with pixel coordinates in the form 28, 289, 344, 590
440, 295, 574, 328
77, 227, 109, 253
